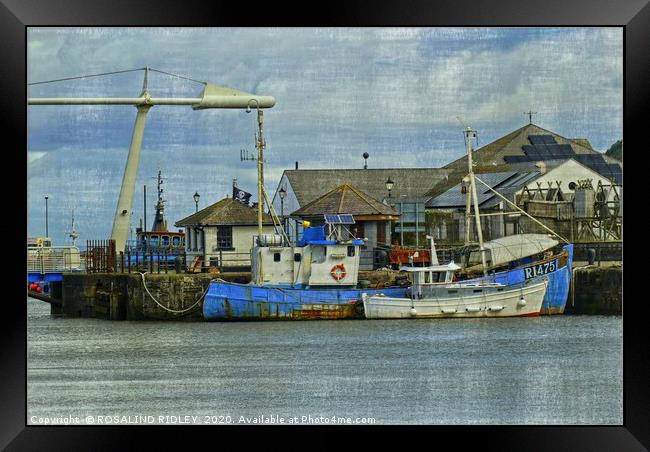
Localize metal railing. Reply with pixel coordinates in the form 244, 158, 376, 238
85, 240, 117, 273
27, 246, 82, 273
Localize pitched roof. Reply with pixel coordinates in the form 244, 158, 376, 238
175, 197, 274, 227
284, 168, 452, 207
443, 123, 617, 171
291, 183, 398, 217
426, 170, 541, 209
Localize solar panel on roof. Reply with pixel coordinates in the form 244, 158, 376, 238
607, 163, 622, 174
535, 144, 553, 159
504, 155, 531, 163
324, 214, 355, 224
543, 135, 557, 144
529, 135, 546, 145
559, 144, 575, 154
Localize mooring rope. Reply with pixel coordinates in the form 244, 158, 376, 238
137, 272, 211, 314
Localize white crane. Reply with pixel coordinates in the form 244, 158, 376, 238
28, 66, 275, 253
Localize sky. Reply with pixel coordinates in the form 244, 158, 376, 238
26, 27, 623, 245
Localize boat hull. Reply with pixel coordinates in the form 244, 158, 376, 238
363, 279, 548, 319
461, 244, 573, 315
203, 281, 408, 321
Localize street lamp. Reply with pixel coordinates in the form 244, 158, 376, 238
44, 196, 49, 237
193, 192, 200, 212
385, 177, 394, 200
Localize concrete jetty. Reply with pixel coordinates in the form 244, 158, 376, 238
41, 265, 621, 321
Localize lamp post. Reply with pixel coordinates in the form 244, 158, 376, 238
385, 177, 394, 202
193, 192, 200, 212
44, 196, 49, 237
279, 186, 287, 238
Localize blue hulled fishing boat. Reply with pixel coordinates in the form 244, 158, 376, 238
203, 107, 405, 321
457, 236, 573, 314
447, 125, 573, 314
203, 219, 407, 320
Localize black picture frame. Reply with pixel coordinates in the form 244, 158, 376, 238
6, 1, 646, 449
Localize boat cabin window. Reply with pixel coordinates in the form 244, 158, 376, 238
172, 236, 181, 247
150, 235, 159, 248
312, 246, 326, 264
274, 253, 281, 262
347, 246, 355, 257
294, 253, 302, 262
162, 235, 170, 247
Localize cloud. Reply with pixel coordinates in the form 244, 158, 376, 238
27, 27, 622, 243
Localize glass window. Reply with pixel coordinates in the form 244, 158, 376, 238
273, 253, 281, 262
172, 236, 181, 246
150, 235, 159, 248
312, 246, 326, 264
162, 236, 170, 246
347, 246, 355, 257
217, 226, 233, 250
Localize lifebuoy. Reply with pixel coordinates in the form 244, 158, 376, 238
330, 263, 347, 281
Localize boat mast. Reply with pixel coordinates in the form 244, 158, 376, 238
465, 127, 488, 276
254, 106, 265, 237
69, 209, 79, 247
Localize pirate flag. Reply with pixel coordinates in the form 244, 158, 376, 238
233, 184, 252, 205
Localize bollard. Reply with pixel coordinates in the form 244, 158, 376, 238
587, 248, 596, 265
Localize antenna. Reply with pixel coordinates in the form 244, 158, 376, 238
240, 149, 257, 161
524, 111, 537, 124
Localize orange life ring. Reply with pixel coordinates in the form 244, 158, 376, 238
330, 263, 347, 281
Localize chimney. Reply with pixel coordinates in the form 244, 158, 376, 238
295, 161, 299, 170
535, 161, 546, 174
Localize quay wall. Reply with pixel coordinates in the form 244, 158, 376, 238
55, 265, 621, 320
59, 273, 248, 321
565, 264, 622, 315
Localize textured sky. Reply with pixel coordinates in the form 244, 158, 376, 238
27, 27, 623, 245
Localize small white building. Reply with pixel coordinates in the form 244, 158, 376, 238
175, 197, 275, 271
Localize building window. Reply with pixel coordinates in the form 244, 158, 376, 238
216, 226, 233, 250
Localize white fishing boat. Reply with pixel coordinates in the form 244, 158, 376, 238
361, 262, 548, 319
361, 124, 550, 320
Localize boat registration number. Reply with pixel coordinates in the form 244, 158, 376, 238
524, 259, 557, 279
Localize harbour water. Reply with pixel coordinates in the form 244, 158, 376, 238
27, 298, 622, 425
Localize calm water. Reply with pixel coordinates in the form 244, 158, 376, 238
27, 299, 622, 425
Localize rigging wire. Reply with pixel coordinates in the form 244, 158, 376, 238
28, 66, 207, 87
148, 68, 207, 86
28, 68, 145, 86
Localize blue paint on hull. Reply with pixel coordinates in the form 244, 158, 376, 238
28, 272, 64, 283
203, 282, 407, 321
463, 244, 573, 315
